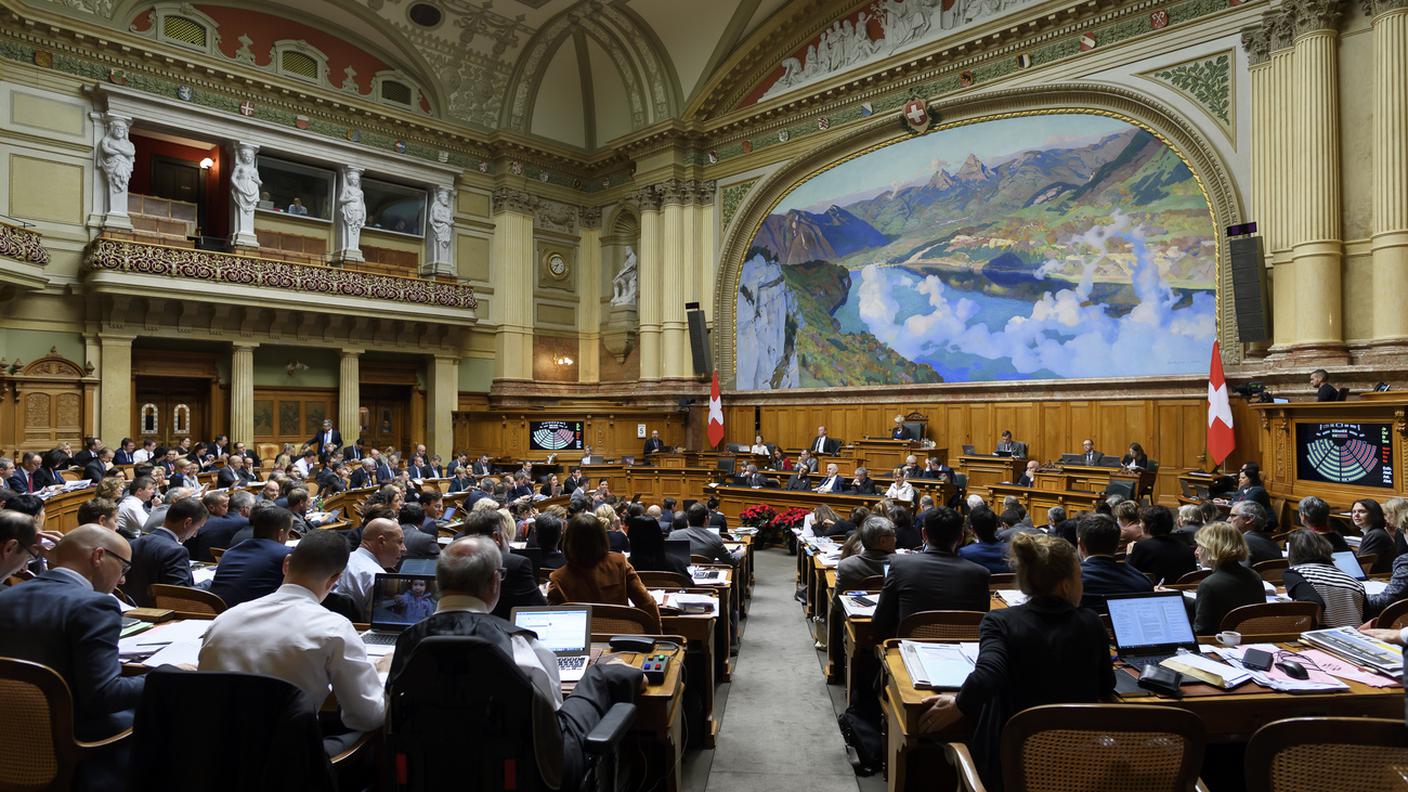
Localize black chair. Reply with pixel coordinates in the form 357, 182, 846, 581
386, 635, 636, 792
128, 669, 355, 792
1103, 480, 1135, 501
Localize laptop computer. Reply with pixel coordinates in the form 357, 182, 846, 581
441, 506, 456, 522
1332, 550, 1368, 581
511, 605, 593, 682
398, 558, 437, 576
1106, 591, 1200, 672
961, 444, 977, 455
361, 573, 438, 647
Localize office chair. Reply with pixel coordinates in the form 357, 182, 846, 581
896, 610, 984, 641
1245, 717, 1408, 792
387, 636, 636, 792
0, 658, 131, 792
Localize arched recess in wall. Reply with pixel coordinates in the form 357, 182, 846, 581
600, 204, 641, 364
713, 83, 1246, 390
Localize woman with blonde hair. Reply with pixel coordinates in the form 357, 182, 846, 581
916, 533, 1112, 790
595, 503, 629, 553
1191, 522, 1265, 634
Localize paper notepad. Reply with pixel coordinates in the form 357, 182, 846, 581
900, 640, 977, 689
1159, 651, 1252, 689
995, 590, 1028, 606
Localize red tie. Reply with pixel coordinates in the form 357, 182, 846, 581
25, 471, 33, 493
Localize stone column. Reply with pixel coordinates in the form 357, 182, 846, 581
1243, 27, 1273, 356
229, 341, 257, 444
491, 188, 536, 380
660, 180, 691, 379
339, 349, 361, 443
1265, 10, 1298, 353
93, 113, 135, 230
98, 333, 134, 446
695, 182, 718, 326
425, 355, 458, 458
229, 141, 261, 248
637, 187, 664, 381
1369, 1, 1408, 354
1289, 0, 1347, 362
577, 206, 603, 383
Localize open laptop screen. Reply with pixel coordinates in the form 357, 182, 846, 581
513, 607, 590, 653
1332, 551, 1368, 581
370, 573, 438, 629
1107, 591, 1196, 651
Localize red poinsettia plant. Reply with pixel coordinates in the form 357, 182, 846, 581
739, 504, 777, 528
772, 507, 810, 531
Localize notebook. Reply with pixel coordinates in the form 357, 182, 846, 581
1331, 551, 1368, 581
512, 605, 593, 682
1106, 591, 1199, 672
361, 573, 438, 649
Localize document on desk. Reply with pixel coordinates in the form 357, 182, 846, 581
900, 640, 976, 690
141, 640, 203, 667
191, 566, 216, 586
995, 590, 1028, 607
840, 595, 877, 618
1364, 580, 1389, 598
118, 620, 210, 660
1209, 644, 1349, 692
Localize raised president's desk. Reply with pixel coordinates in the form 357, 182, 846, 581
958, 455, 1024, 490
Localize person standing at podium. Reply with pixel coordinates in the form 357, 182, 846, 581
809, 426, 841, 455
1079, 439, 1102, 466
642, 430, 666, 457
890, 416, 913, 441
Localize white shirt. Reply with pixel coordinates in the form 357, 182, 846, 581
814, 436, 828, 453
199, 583, 385, 731
749, 444, 769, 455
885, 481, 915, 502
437, 594, 563, 709
117, 495, 149, 536
293, 457, 314, 477
132, 449, 152, 464
815, 475, 842, 493
334, 547, 384, 619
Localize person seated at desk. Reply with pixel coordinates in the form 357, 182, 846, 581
1119, 442, 1149, 471
1310, 368, 1338, 401
958, 506, 1011, 574
84, 447, 114, 484
919, 457, 953, 481
793, 448, 819, 474
539, 474, 564, 498
997, 507, 1038, 542
0, 510, 39, 581
849, 467, 877, 495
995, 430, 1026, 458
1015, 459, 1039, 487
814, 463, 845, 494
785, 467, 811, 491
200, 530, 388, 761
643, 429, 666, 457
1228, 500, 1280, 567
1224, 462, 1277, 530
836, 515, 896, 592
399, 502, 440, 561
669, 502, 740, 566
507, 472, 535, 501
186, 490, 253, 563
805, 504, 849, 540
1076, 513, 1153, 614
739, 463, 770, 489
749, 434, 770, 456
1077, 438, 1103, 466
1285, 529, 1365, 627
531, 513, 569, 572
216, 454, 256, 489
1352, 498, 1398, 573
386, 536, 646, 792
884, 467, 915, 504
0, 525, 145, 789
548, 513, 660, 623
455, 507, 545, 620
210, 505, 297, 609
562, 467, 588, 495
1298, 495, 1350, 552
1191, 522, 1265, 634
123, 496, 207, 607
627, 513, 689, 579
1111, 500, 1142, 553
768, 447, 790, 471
447, 465, 474, 494
916, 533, 1114, 792
1126, 505, 1196, 585
890, 415, 914, 441
809, 425, 842, 456
871, 507, 991, 641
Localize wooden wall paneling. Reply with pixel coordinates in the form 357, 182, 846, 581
1039, 403, 1065, 463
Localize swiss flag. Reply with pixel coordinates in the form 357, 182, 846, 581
1207, 340, 1235, 465
707, 370, 725, 449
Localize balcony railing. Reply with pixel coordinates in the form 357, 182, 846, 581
86, 237, 476, 309
0, 220, 49, 266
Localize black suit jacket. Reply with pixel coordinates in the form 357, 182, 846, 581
8, 468, 35, 493
807, 436, 841, 455
472, 461, 493, 477
1078, 555, 1154, 614
785, 472, 810, 491
33, 466, 63, 489
72, 449, 95, 468
1244, 530, 1282, 567
871, 548, 991, 640
350, 469, 377, 489
643, 438, 665, 456
563, 475, 586, 494
0, 571, 145, 739
1359, 527, 1399, 574
342, 444, 363, 461
216, 467, 252, 489
84, 460, 107, 484
186, 514, 250, 562
113, 449, 136, 465
890, 425, 913, 441
309, 429, 344, 456
494, 550, 546, 620
125, 528, 194, 607
1316, 382, 1338, 402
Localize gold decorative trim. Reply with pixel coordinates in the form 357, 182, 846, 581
712, 83, 1244, 389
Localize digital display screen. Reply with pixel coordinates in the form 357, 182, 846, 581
1295, 422, 1394, 489
529, 420, 584, 451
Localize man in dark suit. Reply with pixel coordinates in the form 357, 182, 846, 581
1016, 460, 1040, 487
1079, 439, 1103, 466
370, 450, 395, 484
814, 463, 845, 494
9, 451, 42, 494
995, 430, 1027, 458
309, 419, 343, 461
72, 437, 101, 469
669, 503, 739, 566
871, 507, 991, 640
1310, 368, 1337, 402
32, 449, 65, 490
794, 449, 818, 474
1229, 500, 1281, 567
1076, 513, 1153, 614
84, 448, 113, 484
343, 438, 366, 462
210, 434, 230, 460
125, 497, 207, 607
454, 509, 545, 620
186, 490, 253, 563
643, 430, 666, 457
113, 438, 137, 466
209, 505, 294, 608
0, 525, 146, 745
216, 454, 254, 489
808, 425, 841, 456
0, 510, 38, 580
836, 516, 896, 592
562, 467, 587, 494
471, 453, 493, 477
232, 442, 261, 470
890, 415, 914, 441
350, 459, 379, 489
920, 457, 954, 481
785, 468, 811, 491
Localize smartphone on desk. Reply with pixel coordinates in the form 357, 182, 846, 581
848, 593, 877, 607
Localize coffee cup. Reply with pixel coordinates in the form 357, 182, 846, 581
1216, 630, 1242, 647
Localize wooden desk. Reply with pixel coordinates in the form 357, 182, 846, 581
712, 485, 955, 527
42, 486, 98, 532
1250, 398, 1408, 502
1032, 465, 1138, 495
653, 590, 720, 748
957, 456, 1024, 490
850, 440, 947, 474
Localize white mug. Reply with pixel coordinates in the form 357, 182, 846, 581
1216, 630, 1242, 647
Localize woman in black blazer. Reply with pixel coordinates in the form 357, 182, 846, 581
1352, 498, 1398, 574
915, 532, 1113, 791
1127, 505, 1197, 584
1192, 522, 1266, 633
1119, 442, 1149, 470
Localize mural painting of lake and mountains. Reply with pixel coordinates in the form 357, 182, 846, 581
734, 114, 1219, 390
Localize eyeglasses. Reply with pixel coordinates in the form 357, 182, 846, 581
104, 547, 133, 575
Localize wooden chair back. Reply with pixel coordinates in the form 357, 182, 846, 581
150, 584, 227, 616
1174, 568, 1214, 586
636, 571, 693, 589
987, 572, 1016, 588
1373, 597, 1408, 629
897, 610, 984, 641
209, 547, 226, 563
1355, 554, 1377, 577
0, 657, 130, 792
586, 603, 662, 636
1253, 558, 1289, 584
1219, 601, 1319, 635
1245, 717, 1408, 792
855, 575, 886, 591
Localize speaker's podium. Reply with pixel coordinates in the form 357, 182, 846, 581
959, 455, 1025, 490
1251, 396, 1408, 504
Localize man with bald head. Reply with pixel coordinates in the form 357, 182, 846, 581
0, 525, 145, 754
335, 517, 405, 619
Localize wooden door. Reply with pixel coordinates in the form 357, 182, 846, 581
359, 385, 409, 454
134, 377, 208, 446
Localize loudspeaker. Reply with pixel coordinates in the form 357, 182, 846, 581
686, 303, 712, 376
1228, 236, 1270, 343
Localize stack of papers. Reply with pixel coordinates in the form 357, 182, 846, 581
840, 594, 877, 617
118, 620, 211, 666
994, 590, 1028, 607
1209, 643, 1350, 692
1160, 650, 1253, 688
899, 641, 979, 689
1302, 627, 1403, 679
